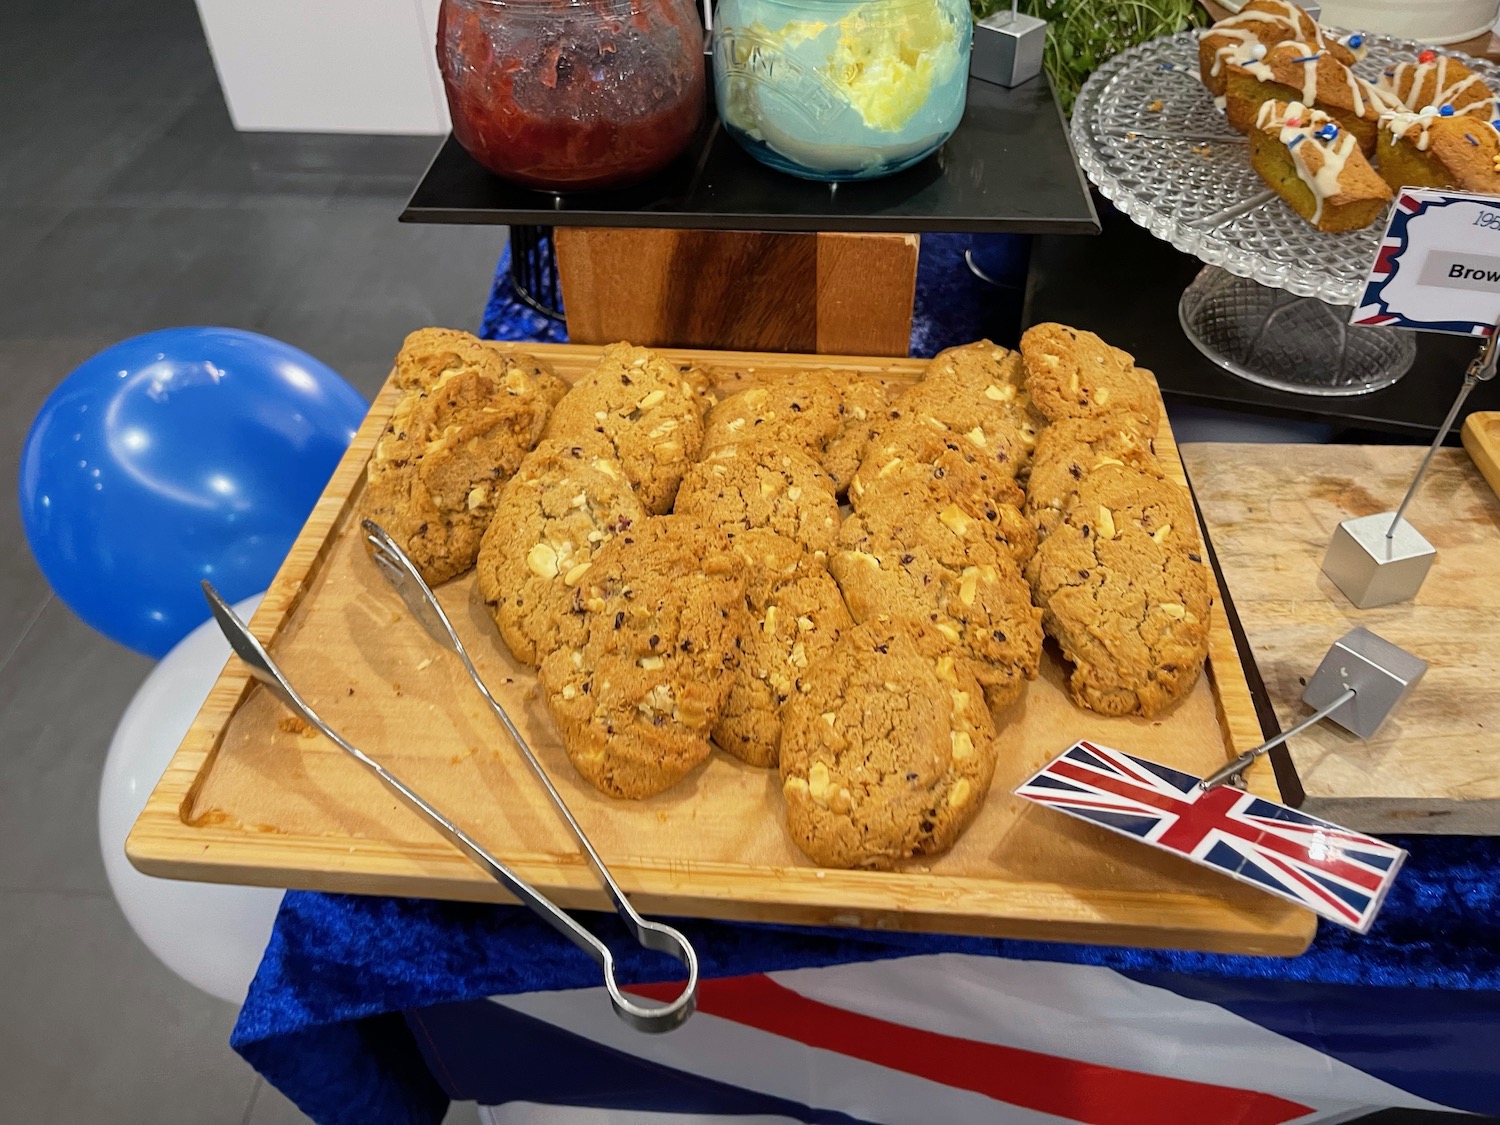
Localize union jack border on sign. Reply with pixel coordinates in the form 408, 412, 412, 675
1016, 741, 1406, 933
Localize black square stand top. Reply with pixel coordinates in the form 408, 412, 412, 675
401, 75, 1099, 235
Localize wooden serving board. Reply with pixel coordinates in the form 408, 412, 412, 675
127, 344, 1315, 955
1183, 443, 1500, 834
1463, 411, 1500, 499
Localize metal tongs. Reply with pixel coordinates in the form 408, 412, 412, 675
201, 520, 697, 1033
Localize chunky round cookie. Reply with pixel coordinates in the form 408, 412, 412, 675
475, 434, 647, 666
714, 530, 853, 768
923, 340, 1040, 461
780, 620, 998, 869
1029, 466, 1211, 717
673, 441, 841, 558
701, 371, 843, 460
544, 342, 710, 514
362, 331, 563, 585
538, 517, 748, 799
849, 420, 1034, 566
1026, 416, 1162, 541
831, 504, 1042, 717
1020, 323, 1160, 435
821, 376, 891, 496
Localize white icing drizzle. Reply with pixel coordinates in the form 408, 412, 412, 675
1381, 107, 1442, 152
1381, 108, 1500, 160
1209, 28, 1265, 80
1384, 56, 1496, 117
1250, 41, 1390, 121
1257, 100, 1357, 226
1203, 1, 1328, 79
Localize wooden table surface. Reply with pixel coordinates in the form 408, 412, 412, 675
1183, 443, 1500, 833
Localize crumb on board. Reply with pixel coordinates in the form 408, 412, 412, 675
276, 715, 317, 738
1191, 143, 1212, 157
416, 657, 433, 671
347, 686, 355, 696
1147, 99, 1164, 112
657, 811, 669, 823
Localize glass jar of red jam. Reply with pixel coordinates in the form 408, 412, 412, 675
438, 0, 706, 191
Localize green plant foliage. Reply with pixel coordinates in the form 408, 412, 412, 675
971, 0, 1205, 114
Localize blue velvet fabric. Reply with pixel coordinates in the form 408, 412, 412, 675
231, 233, 1500, 1125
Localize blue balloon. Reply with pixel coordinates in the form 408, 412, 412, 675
19, 328, 367, 657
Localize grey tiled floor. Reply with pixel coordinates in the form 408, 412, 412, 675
1, 1, 495, 1121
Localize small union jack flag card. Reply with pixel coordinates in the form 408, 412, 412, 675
1016, 741, 1406, 933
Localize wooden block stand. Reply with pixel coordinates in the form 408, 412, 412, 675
556, 228, 919, 357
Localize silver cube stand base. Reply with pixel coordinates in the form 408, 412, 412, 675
1303, 627, 1428, 739
1322, 512, 1436, 609
1179, 267, 1416, 397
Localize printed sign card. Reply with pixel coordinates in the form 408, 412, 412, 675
1354, 189, 1500, 336
1016, 741, 1407, 933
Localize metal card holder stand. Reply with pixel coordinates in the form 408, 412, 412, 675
1322, 317, 1500, 608
1203, 628, 1428, 790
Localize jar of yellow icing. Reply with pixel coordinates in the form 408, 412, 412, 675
712, 0, 972, 181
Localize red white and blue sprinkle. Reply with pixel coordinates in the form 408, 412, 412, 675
1347, 33, 1364, 49
1289, 53, 1322, 63
1440, 105, 1457, 117
1315, 123, 1339, 141
1287, 133, 1306, 149
1467, 133, 1481, 146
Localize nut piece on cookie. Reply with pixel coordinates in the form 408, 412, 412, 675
1026, 416, 1162, 541
544, 342, 711, 514
475, 434, 647, 666
1028, 465, 1211, 718
538, 516, 749, 799
780, 620, 998, 869
831, 505, 1042, 720
714, 530, 853, 768
362, 328, 563, 585
1020, 323, 1160, 435
674, 441, 841, 558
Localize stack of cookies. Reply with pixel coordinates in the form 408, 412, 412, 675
362, 325, 1213, 872
1019, 324, 1213, 719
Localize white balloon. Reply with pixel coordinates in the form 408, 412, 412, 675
99, 593, 283, 1005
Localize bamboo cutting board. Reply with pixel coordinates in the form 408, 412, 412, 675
1463, 411, 1500, 499
126, 344, 1315, 955
1183, 442, 1500, 834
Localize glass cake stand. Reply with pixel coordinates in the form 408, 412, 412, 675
1071, 31, 1500, 396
